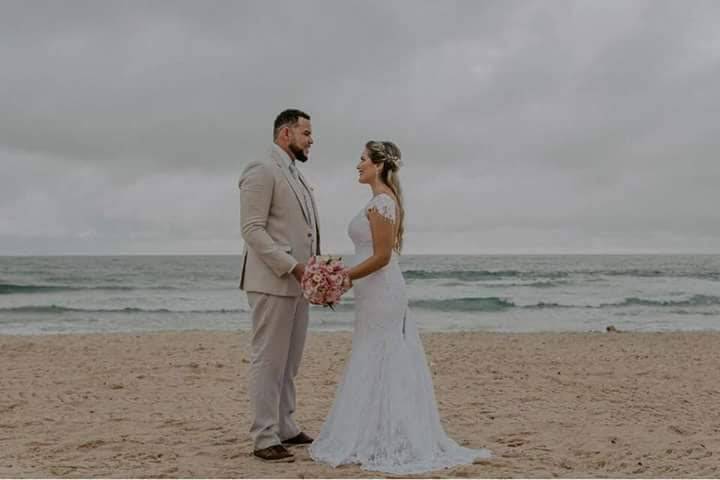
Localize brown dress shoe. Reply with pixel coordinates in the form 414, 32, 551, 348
253, 444, 295, 463
282, 432, 314, 446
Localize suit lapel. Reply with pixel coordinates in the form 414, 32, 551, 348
272, 148, 311, 225
297, 172, 321, 254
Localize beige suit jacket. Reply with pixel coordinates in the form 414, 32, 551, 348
238, 145, 321, 297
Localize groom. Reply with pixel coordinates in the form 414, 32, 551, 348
238, 109, 320, 462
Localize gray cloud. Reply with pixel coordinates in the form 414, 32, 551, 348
1, 0, 719, 255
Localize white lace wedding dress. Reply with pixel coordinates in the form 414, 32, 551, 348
309, 193, 492, 474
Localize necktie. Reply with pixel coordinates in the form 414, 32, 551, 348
289, 161, 299, 181
290, 161, 311, 215
290, 161, 317, 253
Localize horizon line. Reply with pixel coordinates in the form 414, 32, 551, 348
2, 252, 720, 257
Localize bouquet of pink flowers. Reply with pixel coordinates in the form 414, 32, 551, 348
300, 255, 349, 309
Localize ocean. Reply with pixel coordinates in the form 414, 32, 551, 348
0, 255, 718, 335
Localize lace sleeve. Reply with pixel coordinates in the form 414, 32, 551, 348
366, 193, 397, 223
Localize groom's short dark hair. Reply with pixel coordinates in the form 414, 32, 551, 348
274, 109, 310, 139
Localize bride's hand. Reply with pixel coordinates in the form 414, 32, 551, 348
343, 270, 353, 290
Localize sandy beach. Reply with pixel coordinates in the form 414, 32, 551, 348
1, 330, 719, 478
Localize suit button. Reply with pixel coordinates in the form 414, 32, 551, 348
307, 233, 312, 238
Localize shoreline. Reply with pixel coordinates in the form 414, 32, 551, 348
3, 325, 720, 337
2, 330, 719, 477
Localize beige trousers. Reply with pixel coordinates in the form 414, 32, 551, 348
246, 292, 309, 450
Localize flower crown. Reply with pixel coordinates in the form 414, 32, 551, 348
385, 153, 402, 169
371, 142, 403, 170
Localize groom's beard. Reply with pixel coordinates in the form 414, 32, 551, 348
289, 143, 308, 163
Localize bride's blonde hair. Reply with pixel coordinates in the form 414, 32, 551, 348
365, 140, 405, 253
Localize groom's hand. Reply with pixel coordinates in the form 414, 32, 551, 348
292, 263, 305, 282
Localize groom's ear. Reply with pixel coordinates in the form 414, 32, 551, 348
274, 124, 288, 141
278, 125, 290, 141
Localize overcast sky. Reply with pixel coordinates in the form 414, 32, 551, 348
1, 0, 719, 255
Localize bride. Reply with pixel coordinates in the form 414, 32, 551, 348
308, 141, 492, 474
